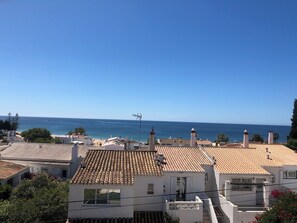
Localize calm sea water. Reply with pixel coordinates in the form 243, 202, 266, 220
1, 116, 290, 143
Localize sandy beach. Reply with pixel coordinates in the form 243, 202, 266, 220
93, 138, 106, 146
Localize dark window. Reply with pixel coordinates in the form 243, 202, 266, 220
62, 169, 67, 178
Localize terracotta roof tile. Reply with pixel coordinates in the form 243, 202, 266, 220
0, 160, 29, 180
71, 150, 162, 185
251, 144, 297, 166
205, 147, 282, 175
156, 146, 212, 172
1, 142, 88, 162
68, 211, 165, 223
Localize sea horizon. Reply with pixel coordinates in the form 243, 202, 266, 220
0, 116, 290, 143
0, 115, 290, 127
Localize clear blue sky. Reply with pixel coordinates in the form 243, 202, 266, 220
0, 0, 296, 125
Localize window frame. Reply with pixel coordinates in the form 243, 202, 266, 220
147, 183, 154, 195
83, 188, 121, 205
231, 178, 253, 191
283, 171, 297, 179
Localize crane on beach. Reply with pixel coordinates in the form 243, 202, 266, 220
132, 113, 142, 142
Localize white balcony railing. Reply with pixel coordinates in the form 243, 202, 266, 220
165, 196, 203, 223
168, 201, 200, 210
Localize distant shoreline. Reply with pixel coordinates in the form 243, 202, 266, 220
0, 115, 290, 127
2, 116, 290, 143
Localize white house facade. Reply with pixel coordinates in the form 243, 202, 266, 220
68, 150, 164, 221
0, 160, 30, 187
0, 142, 89, 179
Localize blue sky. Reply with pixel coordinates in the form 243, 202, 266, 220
0, 0, 296, 125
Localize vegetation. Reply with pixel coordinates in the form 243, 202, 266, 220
251, 134, 264, 143
0, 113, 19, 141
0, 174, 69, 223
286, 138, 297, 151
68, 127, 86, 136
164, 212, 180, 223
21, 128, 53, 143
287, 99, 297, 150
216, 133, 229, 143
273, 132, 279, 143
0, 113, 19, 131
289, 99, 297, 139
0, 184, 12, 200
254, 190, 297, 223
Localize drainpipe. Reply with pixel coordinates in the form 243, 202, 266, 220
225, 180, 231, 201
263, 181, 270, 208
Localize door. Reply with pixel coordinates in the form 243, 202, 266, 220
176, 177, 187, 201
170, 177, 177, 201
256, 179, 265, 206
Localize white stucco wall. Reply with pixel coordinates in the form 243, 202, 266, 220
263, 166, 281, 192
218, 174, 271, 206
237, 210, 264, 223
202, 165, 220, 204
280, 165, 297, 192
0, 167, 30, 187
134, 175, 164, 211
163, 172, 205, 201
68, 184, 134, 219
219, 195, 264, 223
1, 160, 71, 178
219, 195, 238, 223
168, 209, 202, 223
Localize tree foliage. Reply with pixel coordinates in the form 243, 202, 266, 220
216, 133, 229, 143
255, 190, 297, 223
0, 174, 69, 223
0, 113, 19, 131
289, 99, 297, 139
21, 128, 53, 143
251, 134, 264, 143
68, 127, 86, 136
286, 138, 297, 151
0, 184, 12, 200
273, 132, 279, 143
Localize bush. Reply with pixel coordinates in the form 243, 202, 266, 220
0, 174, 69, 223
0, 184, 12, 200
286, 138, 297, 150
255, 190, 297, 223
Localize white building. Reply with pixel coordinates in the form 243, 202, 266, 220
0, 142, 90, 179
157, 146, 216, 223
204, 140, 297, 223
0, 160, 30, 186
68, 150, 164, 222
67, 129, 297, 223
53, 135, 93, 146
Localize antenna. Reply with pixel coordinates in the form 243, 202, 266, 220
132, 113, 142, 142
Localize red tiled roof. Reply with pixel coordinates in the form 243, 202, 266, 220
67, 211, 165, 223
205, 147, 281, 175
156, 146, 212, 172
0, 160, 29, 180
71, 150, 163, 185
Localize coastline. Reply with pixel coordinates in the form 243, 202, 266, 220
9, 116, 291, 143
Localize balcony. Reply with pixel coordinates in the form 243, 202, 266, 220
165, 196, 203, 223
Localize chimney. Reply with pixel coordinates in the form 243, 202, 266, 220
71, 143, 79, 161
243, 130, 249, 148
190, 128, 197, 147
149, 127, 155, 151
268, 131, 274, 144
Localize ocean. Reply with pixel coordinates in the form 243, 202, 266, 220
2, 116, 290, 143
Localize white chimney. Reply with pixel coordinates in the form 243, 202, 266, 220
149, 127, 155, 151
71, 143, 79, 161
190, 128, 197, 147
243, 130, 249, 148
268, 131, 274, 144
